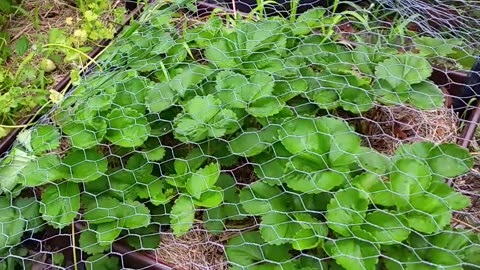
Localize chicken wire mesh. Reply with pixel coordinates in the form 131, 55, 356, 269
0, 0, 480, 269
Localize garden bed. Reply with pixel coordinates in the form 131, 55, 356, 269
0, 1, 479, 270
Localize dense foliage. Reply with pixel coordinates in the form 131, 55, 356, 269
0, 2, 479, 269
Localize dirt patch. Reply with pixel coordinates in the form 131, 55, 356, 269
452, 164, 480, 232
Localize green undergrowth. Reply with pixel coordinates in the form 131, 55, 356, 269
0, 0, 125, 139
0, 2, 479, 270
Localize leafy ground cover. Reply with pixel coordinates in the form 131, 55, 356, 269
0, 0, 126, 140
0, 1, 479, 269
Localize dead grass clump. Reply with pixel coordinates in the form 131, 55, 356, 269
354, 104, 459, 155
155, 226, 227, 270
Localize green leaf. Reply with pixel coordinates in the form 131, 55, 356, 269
215, 70, 249, 108
170, 195, 195, 237
40, 182, 80, 229
20, 154, 66, 187
430, 230, 472, 251
427, 144, 473, 178
238, 20, 288, 53
169, 64, 213, 97
408, 81, 445, 109
0, 149, 33, 193
352, 173, 396, 207
414, 37, 462, 57
203, 174, 246, 234
278, 118, 330, 155
0, 0, 12, 13
85, 254, 120, 270
357, 147, 391, 174
105, 108, 150, 148
186, 163, 221, 199
83, 196, 123, 224
14, 36, 29, 56
228, 125, 279, 157
137, 177, 174, 206
283, 169, 347, 194
247, 96, 284, 118
125, 225, 161, 250
390, 158, 432, 197
79, 230, 111, 255
329, 132, 362, 167
175, 147, 208, 174
205, 33, 241, 69
143, 146, 166, 161
252, 144, 291, 185
423, 249, 463, 269
62, 120, 107, 149
308, 71, 374, 113
121, 200, 151, 229
126, 153, 153, 175
326, 188, 369, 236
145, 83, 177, 113
239, 182, 290, 215
226, 231, 292, 268
215, 70, 282, 117
260, 212, 328, 250
62, 149, 108, 182
96, 221, 123, 245
324, 237, 380, 270
292, 8, 326, 35
373, 79, 410, 105
461, 244, 480, 268
294, 39, 352, 72
382, 245, 424, 270
113, 76, 150, 114
0, 197, 25, 250
351, 45, 378, 75
173, 95, 239, 142
247, 70, 276, 93
29, 125, 61, 154
404, 193, 451, 234
260, 213, 303, 246
361, 210, 410, 245
14, 197, 43, 233
193, 186, 224, 208
395, 142, 435, 159
427, 182, 470, 210
375, 54, 433, 89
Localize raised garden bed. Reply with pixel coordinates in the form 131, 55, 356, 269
0, 1, 479, 270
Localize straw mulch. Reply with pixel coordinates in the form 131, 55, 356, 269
155, 226, 229, 270
353, 104, 459, 155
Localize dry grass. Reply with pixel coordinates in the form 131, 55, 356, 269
353, 104, 459, 155
155, 226, 228, 270
155, 219, 258, 270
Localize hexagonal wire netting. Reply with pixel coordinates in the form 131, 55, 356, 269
0, 0, 479, 269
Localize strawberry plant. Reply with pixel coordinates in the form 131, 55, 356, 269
0, 2, 478, 269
